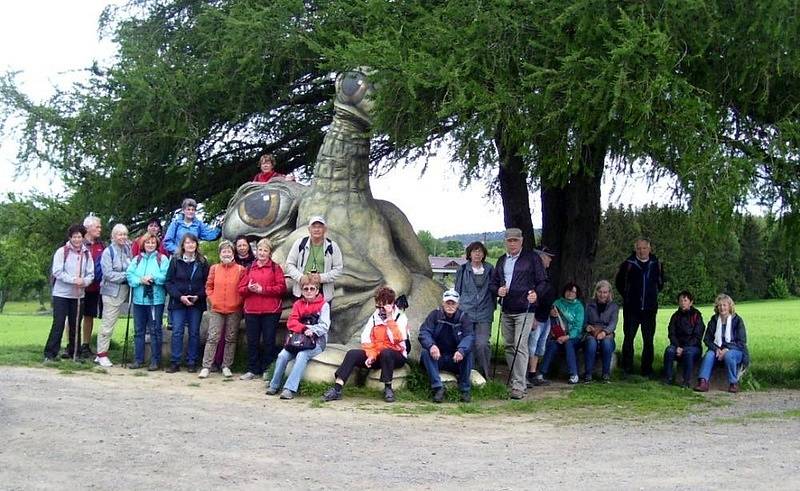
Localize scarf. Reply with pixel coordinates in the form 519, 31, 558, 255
714, 315, 733, 347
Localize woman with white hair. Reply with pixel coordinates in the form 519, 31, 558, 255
582, 280, 619, 383
95, 223, 132, 367
694, 294, 749, 393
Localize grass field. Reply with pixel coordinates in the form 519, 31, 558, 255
1, 297, 798, 415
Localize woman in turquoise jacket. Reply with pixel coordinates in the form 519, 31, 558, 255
539, 282, 585, 384
126, 233, 170, 370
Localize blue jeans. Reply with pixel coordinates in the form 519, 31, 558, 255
170, 306, 203, 365
420, 348, 473, 392
540, 338, 581, 377
528, 319, 551, 358
698, 349, 744, 383
584, 336, 616, 377
133, 303, 164, 365
269, 339, 326, 393
663, 345, 701, 383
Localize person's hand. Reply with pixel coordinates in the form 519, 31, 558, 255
676, 346, 683, 357
304, 328, 314, 337
142, 275, 153, 285
715, 348, 725, 361
596, 331, 606, 341
248, 281, 262, 293
453, 351, 464, 363
527, 290, 537, 304
557, 335, 569, 344
430, 345, 441, 361
365, 357, 375, 368
718, 348, 728, 360
180, 295, 193, 306
498, 286, 508, 297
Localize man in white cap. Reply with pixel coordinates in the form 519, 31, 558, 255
418, 289, 475, 403
285, 216, 344, 302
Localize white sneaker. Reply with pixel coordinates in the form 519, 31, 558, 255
97, 356, 113, 368
568, 375, 579, 384
222, 367, 232, 378
198, 368, 210, 379
239, 372, 255, 381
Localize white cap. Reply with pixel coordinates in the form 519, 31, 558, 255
308, 215, 327, 226
442, 289, 460, 303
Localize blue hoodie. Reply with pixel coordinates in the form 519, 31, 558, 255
162, 213, 221, 255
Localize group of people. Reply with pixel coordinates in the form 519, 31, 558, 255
42, 156, 749, 401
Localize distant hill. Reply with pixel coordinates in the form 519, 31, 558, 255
440, 230, 542, 244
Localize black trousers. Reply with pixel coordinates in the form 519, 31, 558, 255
244, 313, 281, 375
44, 296, 83, 359
335, 348, 406, 384
621, 308, 658, 375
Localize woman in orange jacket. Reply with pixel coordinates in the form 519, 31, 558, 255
199, 241, 245, 379
322, 286, 408, 403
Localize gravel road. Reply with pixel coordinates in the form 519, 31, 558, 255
1, 367, 799, 490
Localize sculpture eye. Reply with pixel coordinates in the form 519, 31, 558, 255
222, 180, 301, 244
239, 189, 282, 228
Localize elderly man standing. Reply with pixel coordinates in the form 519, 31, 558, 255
285, 216, 344, 302
80, 215, 105, 359
615, 237, 665, 377
418, 289, 475, 403
490, 228, 547, 399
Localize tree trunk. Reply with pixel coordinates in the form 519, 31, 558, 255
495, 128, 535, 251
541, 142, 606, 295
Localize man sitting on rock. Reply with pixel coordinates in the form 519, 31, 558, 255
418, 289, 475, 403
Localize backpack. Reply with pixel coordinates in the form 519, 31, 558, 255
51, 245, 89, 286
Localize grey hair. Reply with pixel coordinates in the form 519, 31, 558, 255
110, 223, 128, 238
181, 198, 197, 210
83, 214, 101, 227
594, 279, 614, 301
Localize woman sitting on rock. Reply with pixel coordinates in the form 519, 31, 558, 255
267, 276, 330, 399
582, 280, 618, 383
322, 286, 408, 403
539, 282, 585, 385
694, 294, 749, 393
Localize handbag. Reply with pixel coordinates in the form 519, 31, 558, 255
284, 331, 316, 353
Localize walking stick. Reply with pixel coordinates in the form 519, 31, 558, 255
121, 287, 133, 367
73, 252, 84, 363
506, 300, 534, 387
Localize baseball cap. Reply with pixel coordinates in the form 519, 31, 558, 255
504, 228, 522, 240
442, 289, 460, 303
308, 216, 327, 226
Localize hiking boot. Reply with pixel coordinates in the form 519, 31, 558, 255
60, 351, 72, 359
662, 377, 674, 386
321, 387, 342, 402
459, 391, 472, 403
221, 367, 233, 378
165, 363, 180, 373
509, 388, 525, 400
383, 387, 396, 403
79, 344, 93, 359
280, 389, 295, 400
533, 374, 551, 386
432, 387, 445, 403
265, 386, 279, 396
128, 362, 144, 369
147, 362, 159, 371
198, 368, 210, 379
582, 374, 592, 384
239, 372, 256, 381
728, 383, 740, 393
601, 373, 611, 384
694, 378, 710, 392
96, 356, 113, 368
568, 375, 579, 385
187, 364, 198, 373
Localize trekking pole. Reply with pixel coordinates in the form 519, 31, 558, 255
121, 287, 133, 367
491, 299, 503, 379
73, 252, 84, 363
506, 299, 534, 386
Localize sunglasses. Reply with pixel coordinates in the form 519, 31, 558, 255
302, 286, 318, 292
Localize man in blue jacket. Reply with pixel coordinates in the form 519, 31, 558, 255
163, 198, 221, 255
418, 289, 475, 403
615, 237, 665, 377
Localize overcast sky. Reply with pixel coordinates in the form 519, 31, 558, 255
0, 1, 675, 237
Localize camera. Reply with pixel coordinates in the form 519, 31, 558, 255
143, 284, 154, 300
300, 313, 320, 325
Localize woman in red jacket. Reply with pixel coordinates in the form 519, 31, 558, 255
237, 238, 286, 380
322, 286, 408, 403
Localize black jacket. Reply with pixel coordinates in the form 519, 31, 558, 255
667, 307, 704, 348
165, 257, 210, 311
489, 251, 548, 315
615, 253, 664, 311
418, 308, 474, 355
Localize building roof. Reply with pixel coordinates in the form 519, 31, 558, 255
429, 256, 467, 271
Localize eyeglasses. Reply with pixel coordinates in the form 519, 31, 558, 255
302, 286, 318, 292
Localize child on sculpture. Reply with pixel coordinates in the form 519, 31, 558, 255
267, 275, 330, 399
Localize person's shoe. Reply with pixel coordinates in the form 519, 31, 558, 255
128, 362, 144, 369
96, 356, 113, 368
239, 372, 256, 381
680, 379, 690, 389
321, 386, 342, 402
60, 351, 72, 359
533, 374, 551, 386
510, 388, 525, 400
147, 363, 159, 371
198, 368, 210, 379
187, 365, 198, 373
383, 386, 396, 403
662, 377, 674, 386
79, 344, 93, 359
165, 363, 180, 373
43, 356, 58, 365
694, 378, 710, 392
459, 391, 472, 403
568, 375, 579, 385
602, 373, 611, 384
728, 383, 740, 393
582, 374, 592, 384
221, 367, 233, 378
265, 386, 279, 396
280, 389, 295, 400
432, 387, 445, 403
